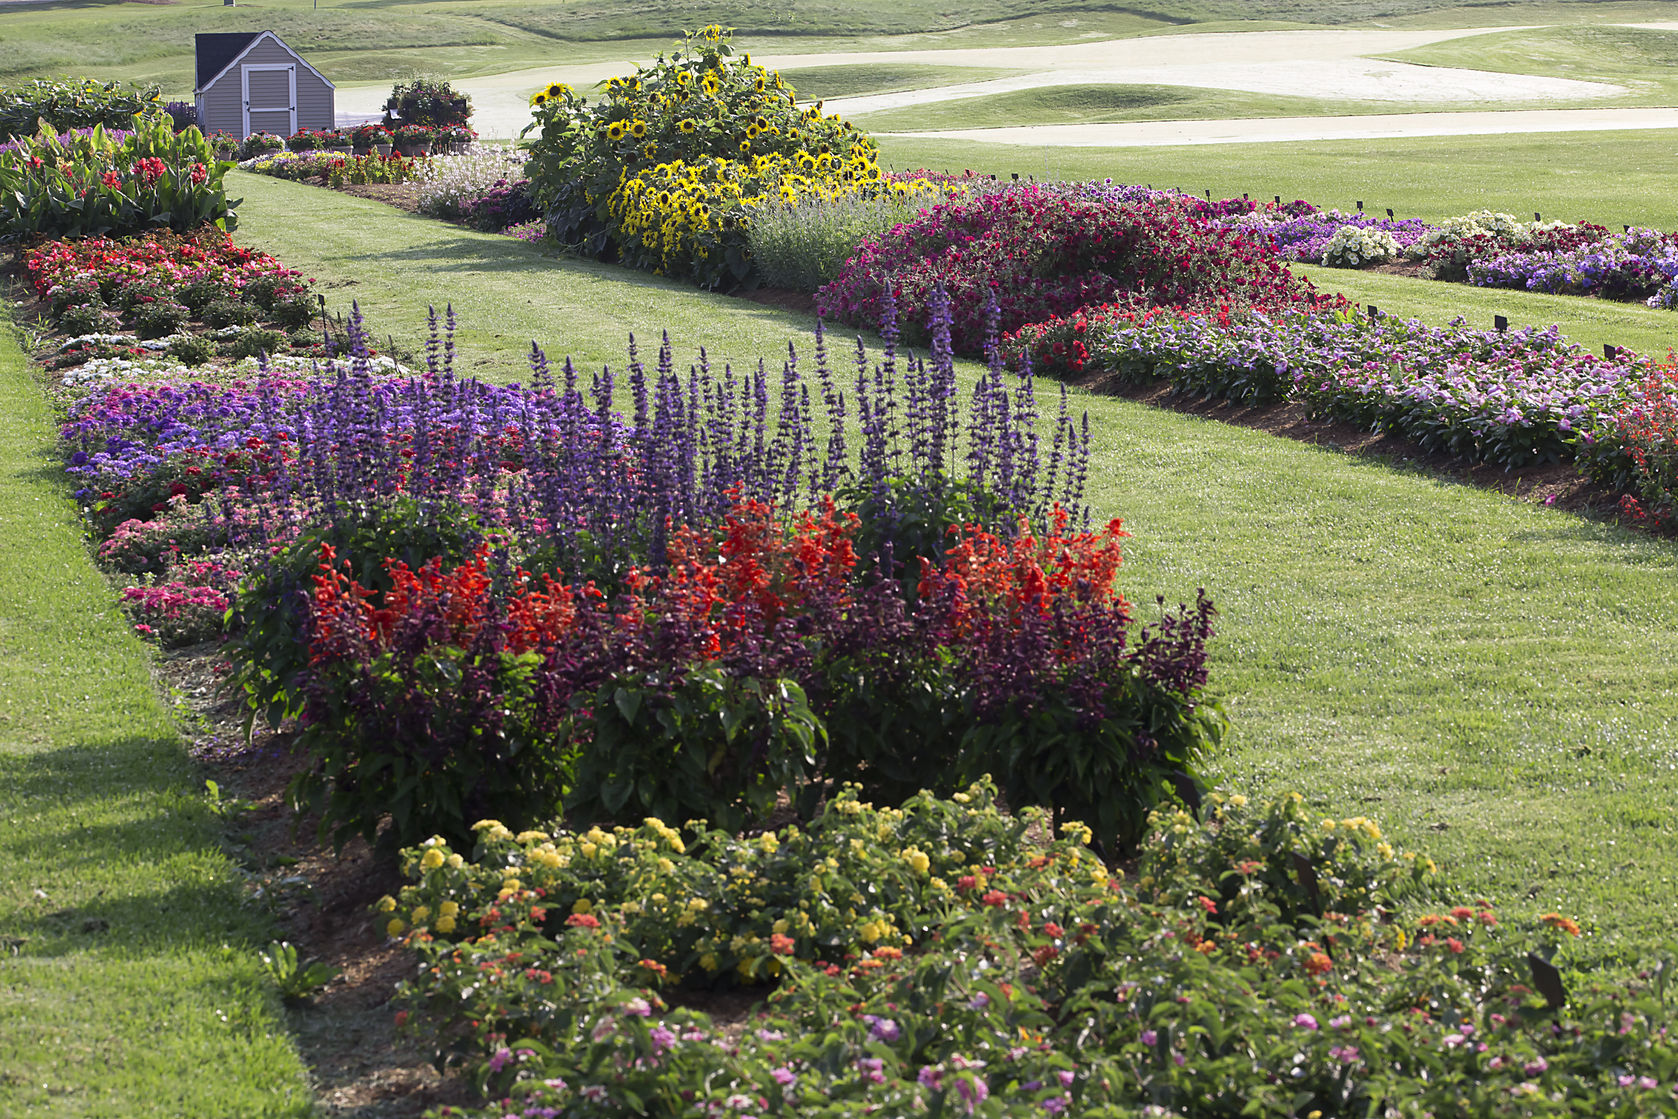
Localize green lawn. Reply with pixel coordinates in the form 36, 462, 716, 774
232, 172, 1678, 966
0, 316, 312, 1116
1384, 22, 1678, 107
876, 128, 1678, 229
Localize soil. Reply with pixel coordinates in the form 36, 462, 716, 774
159, 650, 475, 1119
337, 183, 423, 215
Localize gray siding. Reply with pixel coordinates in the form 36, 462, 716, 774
199, 34, 334, 138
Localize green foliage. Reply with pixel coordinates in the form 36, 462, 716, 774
0, 77, 162, 140
0, 115, 238, 241
522, 26, 867, 264
201, 298, 257, 329
569, 670, 826, 833
258, 941, 342, 1003
130, 299, 189, 339
1138, 788, 1437, 924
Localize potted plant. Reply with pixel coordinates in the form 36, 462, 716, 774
286, 128, 324, 153
435, 123, 477, 152
239, 132, 285, 160
392, 123, 433, 156
352, 123, 392, 155
319, 128, 351, 154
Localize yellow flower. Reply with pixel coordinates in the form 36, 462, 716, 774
376, 895, 397, 913
386, 918, 406, 937
530, 92, 548, 107
901, 847, 930, 875
699, 952, 719, 971
439, 901, 459, 918
630, 120, 647, 139
606, 122, 626, 142
435, 915, 456, 934
420, 848, 445, 870
1229, 794, 1248, 807
758, 833, 779, 854
412, 906, 431, 923
545, 81, 569, 99
678, 119, 696, 134
573, 898, 593, 915
516, 830, 549, 844
580, 841, 598, 858
447, 853, 464, 869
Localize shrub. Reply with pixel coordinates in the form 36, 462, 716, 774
201, 298, 257, 328
285, 127, 326, 152
129, 299, 189, 339
0, 78, 164, 141
523, 26, 871, 283
223, 326, 287, 360
461, 178, 539, 232
166, 333, 215, 365
56, 302, 118, 337
0, 115, 238, 239
384, 78, 472, 129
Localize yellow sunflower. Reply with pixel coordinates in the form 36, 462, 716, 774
630, 120, 648, 138
678, 119, 696, 134
606, 121, 626, 141
530, 92, 548, 107
545, 82, 569, 99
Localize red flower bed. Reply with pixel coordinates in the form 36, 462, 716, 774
815, 183, 1328, 353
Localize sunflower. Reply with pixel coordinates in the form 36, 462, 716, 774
630, 120, 647, 139
745, 124, 759, 139
545, 82, 569, 99
606, 121, 626, 141
738, 140, 750, 153
678, 119, 696, 134
643, 142, 658, 159
530, 92, 549, 107
676, 70, 694, 87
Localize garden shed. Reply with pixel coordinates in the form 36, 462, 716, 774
194, 31, 335, 139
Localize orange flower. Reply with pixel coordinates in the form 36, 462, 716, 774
1539, 913, 1581, 937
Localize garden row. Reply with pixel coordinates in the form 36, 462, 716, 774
19, 186, 1678, 1119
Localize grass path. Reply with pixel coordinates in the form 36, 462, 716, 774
235, 174, 1678, 963
0, 315, 311, 1116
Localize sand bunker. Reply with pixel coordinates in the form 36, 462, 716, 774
335, 24, 1637, 143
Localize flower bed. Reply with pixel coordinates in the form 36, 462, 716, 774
0, 114, 236, 239
375, 787, 1678, 1119
1007, 303, 1649, 469
816, 183, 1332, 353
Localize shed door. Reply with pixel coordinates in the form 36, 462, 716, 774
242, 64, 296, 138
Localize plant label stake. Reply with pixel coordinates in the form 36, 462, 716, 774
1291, 853, 1322, 916
1367, 304, 1379, 320
1527, 953, 1566, 1009
1386, 208, 1394, 218
1494, 315, 1508, 333
1535, 212, 1542, 222
1356, 200, 1363, 211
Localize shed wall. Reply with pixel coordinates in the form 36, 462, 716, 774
198, 36, 336, 137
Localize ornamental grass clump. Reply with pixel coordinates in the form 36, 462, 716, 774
748, 179, 968, 293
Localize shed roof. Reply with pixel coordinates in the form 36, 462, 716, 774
195, 32, 260, 91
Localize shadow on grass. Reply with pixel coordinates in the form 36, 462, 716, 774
0, 735, 273, 957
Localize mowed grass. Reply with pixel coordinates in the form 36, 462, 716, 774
854, 84, 1450, 132
775, 64, 1024, 104
875, 128, 1678, 229
233, 173, 1678, 964
1383, 24, 1678, 105
0, 318, 311, 1116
